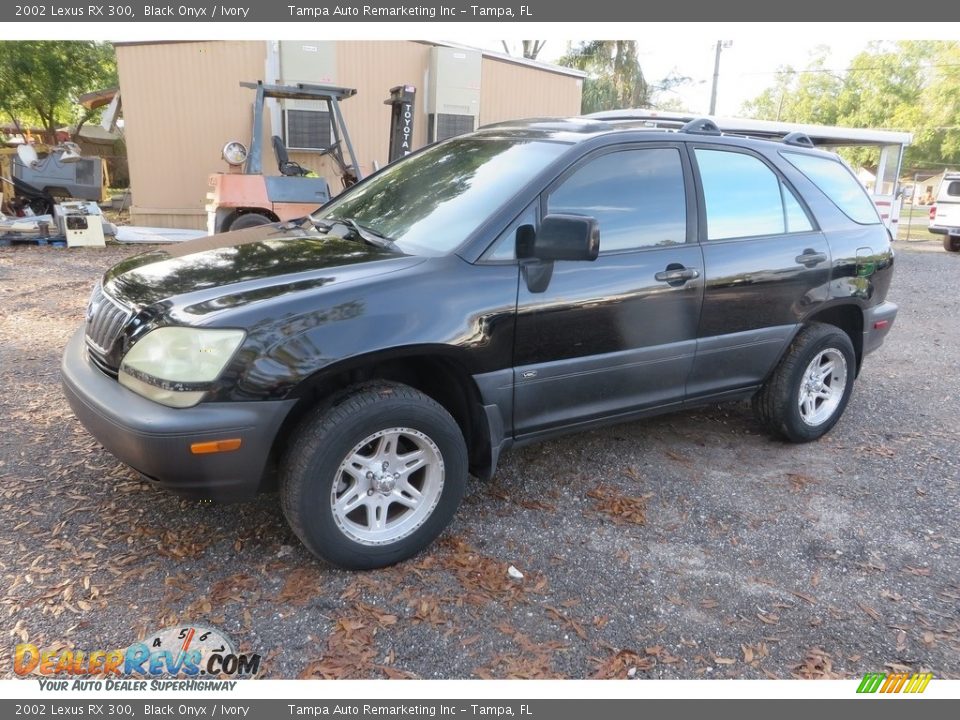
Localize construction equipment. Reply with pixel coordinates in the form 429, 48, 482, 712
206, 81, 363, 234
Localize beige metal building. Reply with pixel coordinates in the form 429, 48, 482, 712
115, 41, 585, 230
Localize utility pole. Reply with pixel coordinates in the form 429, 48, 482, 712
709, 40, 732, 115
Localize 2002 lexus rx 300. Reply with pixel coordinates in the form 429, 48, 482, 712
62, 117, 897, 569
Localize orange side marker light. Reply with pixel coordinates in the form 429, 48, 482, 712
190, 438, 243, 455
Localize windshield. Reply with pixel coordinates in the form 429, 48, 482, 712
314, 135, 569, 255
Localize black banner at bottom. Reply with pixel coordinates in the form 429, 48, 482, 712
1, 699, 957, 719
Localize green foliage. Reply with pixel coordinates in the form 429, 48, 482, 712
558, 41, 650, 114
0, 41, 117, 142
741, 41, 960, 169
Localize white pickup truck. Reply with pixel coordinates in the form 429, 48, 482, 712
929, 171, 960, 252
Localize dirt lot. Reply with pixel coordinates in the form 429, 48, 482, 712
0, 239, 958, 680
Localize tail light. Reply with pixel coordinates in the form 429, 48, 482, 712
930, 205, 937, 222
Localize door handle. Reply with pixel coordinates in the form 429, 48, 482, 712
654, 267, 700, 284
795, 249, 828, 267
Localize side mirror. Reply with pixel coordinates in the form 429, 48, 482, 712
517, 214, 599, 262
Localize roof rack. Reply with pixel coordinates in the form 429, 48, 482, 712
586, 109, 912, 147
782, 132, 815, 148
680, 118, 721, 136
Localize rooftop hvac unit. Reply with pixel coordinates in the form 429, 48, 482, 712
427, 47, 481, 143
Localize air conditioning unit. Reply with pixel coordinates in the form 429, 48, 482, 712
284, 107, 333, 151
427, 47, 481, 143
278, 41, 336, 151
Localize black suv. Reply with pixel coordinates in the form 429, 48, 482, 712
62, 117, 897, 569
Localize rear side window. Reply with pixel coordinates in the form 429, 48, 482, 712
694, 149, 813, 240
782, 151, 880, 225
546, 147, 687, 253
945, 181, 960, 197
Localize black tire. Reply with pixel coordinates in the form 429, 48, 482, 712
753, 323, 856, 443
227, 212, 272, 231
280, 382, 467, 569
943, 235, 960, 253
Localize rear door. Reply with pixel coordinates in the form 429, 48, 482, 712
511, 143, 704, 437
686, 145, 830, 400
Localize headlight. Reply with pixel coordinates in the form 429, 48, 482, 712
118, 327, 245, 408
222, 140, 248, 166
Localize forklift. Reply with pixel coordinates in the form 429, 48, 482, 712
207, 81, 417, 234
206, 81, 363, 234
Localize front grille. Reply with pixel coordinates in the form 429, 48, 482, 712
85, 284, 132, 357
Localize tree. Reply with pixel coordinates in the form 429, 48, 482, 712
557, 41, 649, 114
741, 47, 843, 125
741, 41, 960, 169
0, 41, 116, 143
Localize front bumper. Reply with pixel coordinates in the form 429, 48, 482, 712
862, 301, 898, 357
61, 327, 296, 502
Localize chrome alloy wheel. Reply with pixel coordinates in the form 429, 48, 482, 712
330, 427, 445, 546
797, 348, 847, 427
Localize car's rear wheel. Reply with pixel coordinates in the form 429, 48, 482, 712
280, 382, 467, 569
753, 323, 856, 442
943, 235, 960, 252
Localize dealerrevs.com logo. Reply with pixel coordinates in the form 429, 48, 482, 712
14, 624, 261, 691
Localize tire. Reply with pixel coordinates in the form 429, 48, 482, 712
227, 212, 272, 231
280, 382, 468, 569
753, 323, 856, 443
943, 235, 960, 252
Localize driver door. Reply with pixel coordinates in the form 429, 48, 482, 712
512, 144, 704, 437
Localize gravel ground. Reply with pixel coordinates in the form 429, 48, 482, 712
0, 238, 957, 680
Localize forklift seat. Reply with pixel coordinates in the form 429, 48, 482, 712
271, 136, 310, 177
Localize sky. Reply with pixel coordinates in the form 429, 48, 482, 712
488, 32, 872, 116
17, 19, 954, 119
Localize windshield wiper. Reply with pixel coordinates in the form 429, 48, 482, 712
313, 216, 397, 250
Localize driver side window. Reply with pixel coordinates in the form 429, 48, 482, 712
546, 147, 688, 253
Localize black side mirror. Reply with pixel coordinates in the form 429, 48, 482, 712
517, 215, 600, 262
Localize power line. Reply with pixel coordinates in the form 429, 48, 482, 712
737, 62, 960, 77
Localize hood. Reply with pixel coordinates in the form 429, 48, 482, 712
103, 220, 421, 314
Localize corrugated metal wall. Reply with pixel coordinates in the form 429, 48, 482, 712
479, 57, 583, 124
332, 41, 433, 176
118, 41, 269, 229
119, 41, 582, 230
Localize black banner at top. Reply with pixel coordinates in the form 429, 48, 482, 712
2, 0, 955, 22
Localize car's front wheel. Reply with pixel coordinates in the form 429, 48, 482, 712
753, 323, 856, 442
280, 382, 467, 569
